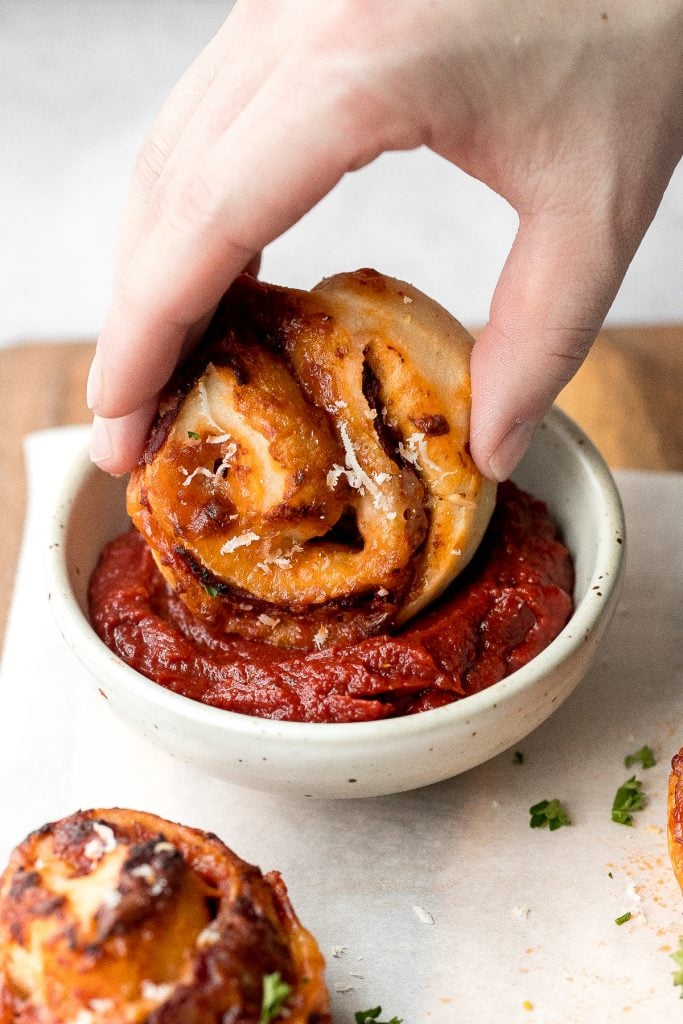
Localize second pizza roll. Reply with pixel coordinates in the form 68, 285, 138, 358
0, 808, 329, 1023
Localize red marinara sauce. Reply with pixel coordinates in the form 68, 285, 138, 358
88, 482, 574, 724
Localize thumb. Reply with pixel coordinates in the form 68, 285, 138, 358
469, 207, 624, 481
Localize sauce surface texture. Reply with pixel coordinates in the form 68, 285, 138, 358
89, 482, 574, 723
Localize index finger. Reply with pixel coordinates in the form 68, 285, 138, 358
89, 60, 389, 434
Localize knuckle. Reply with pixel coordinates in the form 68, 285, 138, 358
295, 9, 421, 155
165, 170, 222, 239
537, 327, 597, 387
159, 170, 254, 264
133, 126, 176, 197
317, 0, 393, 49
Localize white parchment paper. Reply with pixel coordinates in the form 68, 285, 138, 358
1, 426, 682, 1023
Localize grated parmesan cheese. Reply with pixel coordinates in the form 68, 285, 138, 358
92, 822, 117, 852
412, 905, 434, 925
102, 888, 122, 910
312, 625, 329, 650
83, 838, 104, 861
397, 432, 442, 474
377, 587, 389, 597
213, 442, 238, 480
512, 906, 530, 919
89, 1000, 114, 1013
403, 294, 413, 304
326, 422, 393, 515
220, 532, 260, 555
153, 841, 176, 854
130, 863, 156, 884
181, 466, 215, 487
626, 882, 641, 903
339, 422, 377, 495
256, 542, 304, 573
326, 465, 346, 491
196, 921, 222, 948
258, 614, 279, 627
141, 980, 174, 1003
69, 1012, 94, 1024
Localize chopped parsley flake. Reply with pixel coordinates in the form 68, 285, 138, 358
355, 1009, 403, 1024
529, 799, 571, 830
624, 745, 656, 770
513, 751, 524, 765
615, 911, 632, 926
187, 430, 200, 440
671, 939, 683, 998
259, 972, 292, 1024
202, 583, 220, 598
611, 776, 646, 825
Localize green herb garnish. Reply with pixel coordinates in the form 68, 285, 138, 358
671, 939, 683, 998
615, 911, 631, 926
529, 799, 571, 830
187, 430, 200, 440
259, 972, 292, 1024
611, 776, 646, 825
355, 1009, 403, 1024
624, 745, 656, 770
202, 583, 220, 598
513, 751, 524, 765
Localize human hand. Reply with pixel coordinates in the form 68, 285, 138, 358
88, 0, 683, 479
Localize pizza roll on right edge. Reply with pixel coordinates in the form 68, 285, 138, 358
668, 749, 683, 891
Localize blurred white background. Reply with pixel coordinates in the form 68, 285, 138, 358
2, 0, 682, 346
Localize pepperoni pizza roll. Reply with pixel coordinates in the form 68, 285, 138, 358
127, 269, 496, 648
0, 808, 329, 1024
668, 749, 683, 891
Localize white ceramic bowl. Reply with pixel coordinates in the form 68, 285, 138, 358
47, 407, 625, 799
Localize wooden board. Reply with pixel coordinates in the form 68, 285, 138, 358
1, 327, 682, 649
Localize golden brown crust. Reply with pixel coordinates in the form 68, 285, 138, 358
0, 809, 329, 1024
127, 269, 496, 648
668, 750, 683, 892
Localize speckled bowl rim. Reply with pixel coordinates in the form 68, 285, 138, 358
47, 406, 625, 746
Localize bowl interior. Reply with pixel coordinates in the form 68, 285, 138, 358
61, 465, 129, 615
513, 418, 614, 610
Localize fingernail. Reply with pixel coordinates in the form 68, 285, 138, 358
90, 415, 113, 465
487, 420, 537, 481
87, 352, 103, 411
